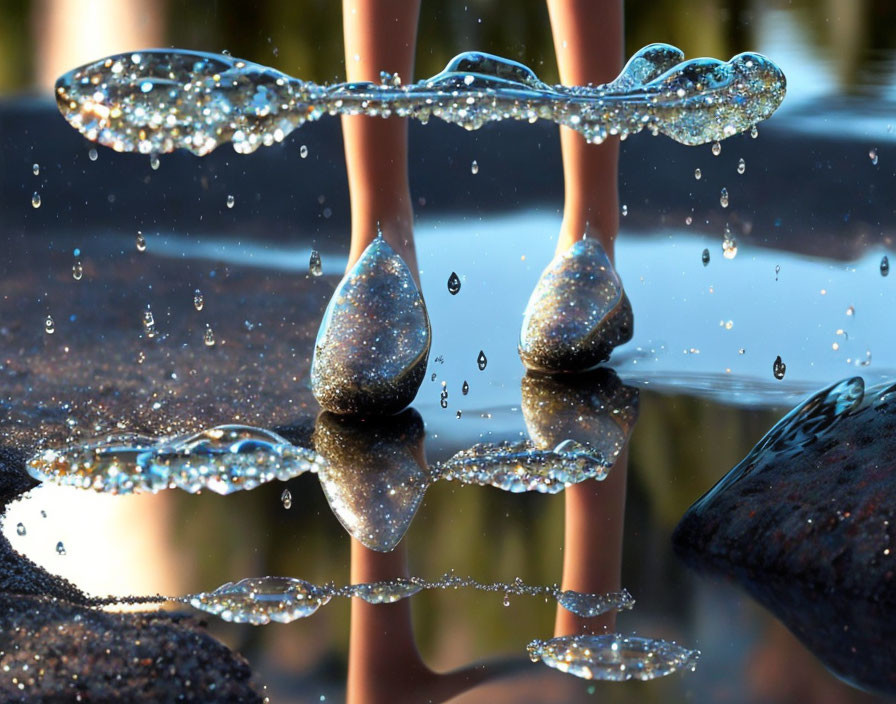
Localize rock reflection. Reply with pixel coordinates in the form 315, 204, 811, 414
674, 377, 896, 695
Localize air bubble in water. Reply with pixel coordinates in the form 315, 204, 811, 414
462, 380, 469, 395
31, 192, 41, 208
32, 163, 39, 176
56, 541, 66, 555
447, 271, 461, 295
309, 250, 323, 277
226, 194, 235, 208
477, 350, 487, 370
281, 488, 292, 509
881, 256, 890, 277
72, 260, 83, 280
773, 355, 786, 380
869, 148, 879, 165
719, 188, 729, 208
621, 204, 628, 217
16, 523, 25, 536
711, 141, 721, 156
300, 144, 308, 159
44, 315, 55, 334
471, 160, 479, 175
204, 324, 216, 347
88, 148, 98, 161
150, 153, 160, 170
694, 168, 701, 180
737, 158, 745, 174
702, 248, 710, 266
136, 231, 146, 252
193, 289, 204, 311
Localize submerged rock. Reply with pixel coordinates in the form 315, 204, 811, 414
674, 377, 896, 695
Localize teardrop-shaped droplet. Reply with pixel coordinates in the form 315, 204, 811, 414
722, 226, 737, 260
311, 237, 431, 415
300, 144, 309, 159
193, 288, 204, 311
309, 250, 323, 277
72, 260, 83, 280
519, 238, 632, 372
462, 380, 469, 395
348, 578, 423, 604
773, 355, 786, 380
281, 487, 292, 509
881, 256, 890, 277
471, 159, 479, 174
31, 192, 41, 208
44, 315, 55, 334
719, 187, 729, 208
701, 248, 710, 266
185, 576, 331, 625
226, 194, 235, 208
136, 231, 146, 252
32, 163, 40, 176
477, 350, 488, 371
16, 522, 25, 536
150, 153, 160, 170
694, 168, 702, 180
737, 157, 746, 174
503, 592, 511, 607
447, 271, 461, 295
711, 140, 721, 156
527, 634, 700, 681
775, 264, 780, 280
204, 324, 216, 347
56, 541, 66, 555
750, 125, 759, 139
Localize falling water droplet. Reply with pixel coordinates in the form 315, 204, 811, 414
193, 289, 204, 311
711, 141, 721, 156
281, 488, 292, 509
136, 231, 146, 252
300, 144, 309, 159
226, 194, 235, 209
56, 541, 66, 555
309, 250, 323, 277
685, 215, 693, 225
471, 160, 479, 175
621, 204, 628, 217
750, 125, 759, 139
88, 147, 98, 161
462, 380, 469, 395
32, 163, 39, 176
72, 260, 83, 280
136, 350, 146, 364
16, 523, 25, 536
44, 315, 55, 334
40, 510, 46, 518
503, 592, 511, 607
881, 256, 890, 277
722, 227, 737, 259
142, 306, 156, 338
440, 396, 448, 409
719, 187, 729, 208
701, 248, 710, 266
737, 158, 746, 174
150, 153, 160, 170
477, 350, 487, 371
773, 355, 786, 380
447, 271, 461, 295
694, 168, 702, 180
775, 264, 780, 281
869, 148, 879, 165
846, 305, 855, 316
31, 192, 41, 208
204, 324, 216, 347
456, 410, 462, 419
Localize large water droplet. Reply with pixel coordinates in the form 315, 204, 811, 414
447, 271, 461, 295
722, 226, 737, 259
150, 153, 160, 170
555, 588, 635, 617
701, 248, 710, 266
31, 192, 41, 208
881, 255, 890, 277
309, 250, 322, 277
773, 355, 786, 380
348, 578, 422, 604
88, 148, 98, 161
477, 350, 487, 370
711, 140, 721, 156
185, 577, 331, 625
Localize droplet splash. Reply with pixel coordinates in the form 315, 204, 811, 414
527, 634, 699, 681
309, 250, 323, 277
135, 231, 146, 252
54, 44, 786, 156
773, 355, 786, 380
193, 289, 204, 311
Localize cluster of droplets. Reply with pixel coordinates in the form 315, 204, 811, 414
53, 44, 786, 158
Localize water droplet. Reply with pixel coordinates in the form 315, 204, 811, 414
701, 248, 710, 266
281, 488, 292, 509
142, 306, 156, 337
685, 215, 693, 225
32, 163, 39, 176
185, 577, 331, 625
773, 355, 786, 380
193, 289, 204, 311
556, 588, 635, 617
462, 380, 469, 395
226, 194, 235, 208
150, 153, 160, 170
846, 305, 855, 316
881, 256, 890, 277
16, 523, 25, 536
31, 191, 41, 208
694, 168, 702, 180
72, 260, 83, 280
724, 320, 733, 330
456, 410, 462, 419
503, 592, 510, 607
711, 141, 721, 156
136, 350, 146, 364
88, 148, 98, 161
204, 324, 216, 347
719, 187, 729, 208
722, 227, 737, 259
447, 271, 461, 295
136, 231, 146, 252
56, 541, 66, 555
44, 315, 55, 334
300, 144, 309, 159
737, 158, 746, 174
471, 160, 479, 175
309, 250, 323, 277
869, 148, 879, 165
40, 510, 46, 518
775, 264, 781, 280
750, 125, 759, 139
477, 350, 487, 371
621, 204, 628, 217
